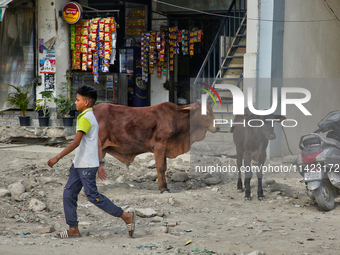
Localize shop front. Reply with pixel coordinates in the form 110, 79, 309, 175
63, 1, 150, 107
0, 0, 35, 112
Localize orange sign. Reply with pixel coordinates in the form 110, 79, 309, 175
62, 2, 82, 24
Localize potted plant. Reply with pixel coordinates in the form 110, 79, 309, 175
54, 94, 74, 126
3, 84, 32, 126
35, 91, 53, 126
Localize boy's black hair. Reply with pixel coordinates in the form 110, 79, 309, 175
76, 85, 97, 106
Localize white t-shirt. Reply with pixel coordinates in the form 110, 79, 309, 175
73, 108, 99, 168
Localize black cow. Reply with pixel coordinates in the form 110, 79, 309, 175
232, 107, 286, 200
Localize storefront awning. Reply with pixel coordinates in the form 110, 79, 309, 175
0, 0, 13, 21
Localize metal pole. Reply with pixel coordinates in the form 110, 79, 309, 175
213, 47, 216, 79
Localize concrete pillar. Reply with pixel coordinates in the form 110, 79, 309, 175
244, 0, 285, 158
37, 0, 70, 107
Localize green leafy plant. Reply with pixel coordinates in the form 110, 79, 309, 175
3, 84, 32, 117
54, 73, 75, 117
35, 91, 53, 117
54, 94, 74, 117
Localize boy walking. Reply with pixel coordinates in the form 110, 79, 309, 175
47, 85, 135, 238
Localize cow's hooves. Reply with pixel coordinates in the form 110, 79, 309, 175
160, 190, 170, 194
258, 196, 265, 201
237, 189, 244, 193
244, 197, 251, 201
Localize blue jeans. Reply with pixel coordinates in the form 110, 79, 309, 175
63, 164, 123, 227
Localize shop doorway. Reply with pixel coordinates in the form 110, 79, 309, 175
169, 17, 221, 104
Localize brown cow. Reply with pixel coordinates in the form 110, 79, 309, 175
93, 101, 219, 193
232, 107, 285, 200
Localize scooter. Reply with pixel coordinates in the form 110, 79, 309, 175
296, 111, 340, 211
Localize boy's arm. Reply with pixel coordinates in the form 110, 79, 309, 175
97, 137, 108, 181
47, 131, 84, 168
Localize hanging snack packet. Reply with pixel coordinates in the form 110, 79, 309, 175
104, 50, 111, 60
81, 35, 88, 45
104, 18, 111, 32
87, 60, 92, 70
91, 18, 99, 30
81, 26, 88, 36
104, 32, 110, 42
82, 61, 87, 71
94, 74, 99, 84
76, 24, 82, 34
75, 43, 81, 51
104, 41, 111, 51
75, 60, 81, 70
81, 44, 87, 53
82, 52, 87, 62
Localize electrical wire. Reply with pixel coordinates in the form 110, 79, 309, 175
153, 0, 337, 23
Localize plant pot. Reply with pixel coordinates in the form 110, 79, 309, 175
38, 109, 49, 117
38, 116, 50, 127
19, 116, 30, 126
62, 116, 74, 126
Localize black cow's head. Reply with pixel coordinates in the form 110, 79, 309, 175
245, 114, 286, 140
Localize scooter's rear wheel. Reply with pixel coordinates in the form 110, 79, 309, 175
314, 179, 335, 211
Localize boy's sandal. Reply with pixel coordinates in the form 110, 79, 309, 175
55, 230, 82, 239
126, 209, 136, 237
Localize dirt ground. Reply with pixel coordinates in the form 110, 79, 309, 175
1, 142, 340, 255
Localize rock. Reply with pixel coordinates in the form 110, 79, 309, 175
33, 226, 55, 234
34, 128, 46, 136
247, 251, 261, 255
29, 198, 46, 212
151, 216, 163, 223
19, 192, 31, 201
171, 172, 189, 182
136, 208, 158, 218
23, 178, 36, 192
146, 172, 158, 181
171, 162, 190, 172
8, 182, 25, 201
282, 155, 298, 164
202, 177, 221, 186
115, 176, 125, 184
151, 226, 168, 235
263, 179, 276, 186
100, 179, 114, 185
38, 177, 56, 185
145, 160, 156, 168
166, 219, 177, 227
292, 193, 298, 199
0, 188, 11, 197
211, 187, 219, 192
38, 191, 45, 197
168, 198, 176, 206
78, 222, 92, 226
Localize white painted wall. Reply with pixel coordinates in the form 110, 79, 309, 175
37, 0, 70, 107
243, 0, 259, 105
281, 0, 340, 155
150, 3, 169, 106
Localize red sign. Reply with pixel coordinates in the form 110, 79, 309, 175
62, 2, 82, 24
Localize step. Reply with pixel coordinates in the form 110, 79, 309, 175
0, 117, 76, 127
227, 55, 244, 59
215, 77, 240, 81
232, 44, 246, 48
222, 66, 243, 70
